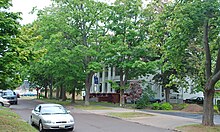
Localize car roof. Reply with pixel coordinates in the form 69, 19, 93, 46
39, 103, 63, 107
3, 89, 14, 92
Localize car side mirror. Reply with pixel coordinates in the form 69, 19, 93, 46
33, 110, 40, 115
67, 110, 70, 114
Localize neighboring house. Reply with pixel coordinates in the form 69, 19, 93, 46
89, 67, 203, 103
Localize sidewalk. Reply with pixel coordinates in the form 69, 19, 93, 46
71, 107, 201, 131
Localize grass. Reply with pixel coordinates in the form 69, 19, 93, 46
37, 98, 72, 106
0, 106, 37, 132
74, 105, 112, 110
176, 124, 220, 132
108, 112, 153, 118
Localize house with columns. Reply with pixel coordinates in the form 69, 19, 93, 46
88, 66, 203, 103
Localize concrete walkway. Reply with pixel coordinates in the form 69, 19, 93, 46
71, 107, 201, 131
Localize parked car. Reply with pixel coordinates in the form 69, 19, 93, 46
30, 104, 75, 132
185, 96, 204, 104
0, 96, 10, 107
149, 97, 164, 103
20, 91, 37, 96
1, 90, 18, 105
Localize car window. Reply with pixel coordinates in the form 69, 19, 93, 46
41, 106, 67, 115
34, 105, 41, 112
3, 91, 15, 96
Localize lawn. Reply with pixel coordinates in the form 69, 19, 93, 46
74, 105, 112, 110
177, 124, 220, 132
108, 112, 153, 118
0, 107, 37, 132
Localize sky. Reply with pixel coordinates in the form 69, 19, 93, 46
10, 0, 150, 25
11, 0, 52, 25
10, 0, 116, 25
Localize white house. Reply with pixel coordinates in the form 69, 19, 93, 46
89, 67, 203, 103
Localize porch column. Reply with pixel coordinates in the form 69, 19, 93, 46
90, 75, 94, 93
107, 67, 111, 93
112, 67, 116, 93
102, 67, 105, 93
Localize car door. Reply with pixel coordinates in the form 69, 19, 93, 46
32, 105, 41, 125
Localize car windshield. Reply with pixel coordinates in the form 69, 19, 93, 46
3, 91, 15, 96
41, 106, 68, 115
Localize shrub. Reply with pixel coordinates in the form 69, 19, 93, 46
161, 102, 173, 110
152, 102, 160, 110
214, 105, 219, 114
135, 85, 156, 109
136, 98, 148, 109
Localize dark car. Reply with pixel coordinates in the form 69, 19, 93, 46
149, 97, 164, 103
185, 96, 204, 104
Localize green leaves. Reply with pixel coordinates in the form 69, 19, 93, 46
0, 0, 22, 89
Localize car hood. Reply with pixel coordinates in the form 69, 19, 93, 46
0, 97, 10, 102
40, 114, 74, 122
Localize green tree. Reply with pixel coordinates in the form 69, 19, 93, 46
161, 0, 220, 126
28, 0, 109, 104
51, 0, 109, 105
0, 1, 36, 89
101, 0, 158, 106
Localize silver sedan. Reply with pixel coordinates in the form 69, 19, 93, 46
0, 96, 10, 107
30, 103, 75, 132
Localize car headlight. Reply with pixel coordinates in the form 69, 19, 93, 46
69, 119, 74, 123
44, 120, 52, 123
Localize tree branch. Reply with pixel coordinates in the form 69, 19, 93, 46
203, 19, 212, 79
211, 70, 220, 86
214, 48, 220, 74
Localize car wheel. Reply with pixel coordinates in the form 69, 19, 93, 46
30, 116, 34, 126
68, 127, 74, 132
0, 102, 3, 106
39, 121, 44, 132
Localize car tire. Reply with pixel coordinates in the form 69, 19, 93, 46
39, 121, 44, 132
68, 127, 74, 132
30, 116, 34, 126
0, 102, 3, 106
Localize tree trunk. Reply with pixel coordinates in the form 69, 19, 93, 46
44, 83, 48, 98
60, 85, 63, 99
62, 86, 66, 101
56, 87, 60, 100
71, 88, 75, 103
71, 80, 76, 103
202, 85, 214, 126
165, 88, 170, 103
49, 78, 53, 99
202, 17, 214, 126
119, 68, 127, 107
85, 72, 93, 106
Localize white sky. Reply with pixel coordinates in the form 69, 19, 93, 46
11, 0, 150, 25
10, 0, 115, 25
11, 0, 52, 25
